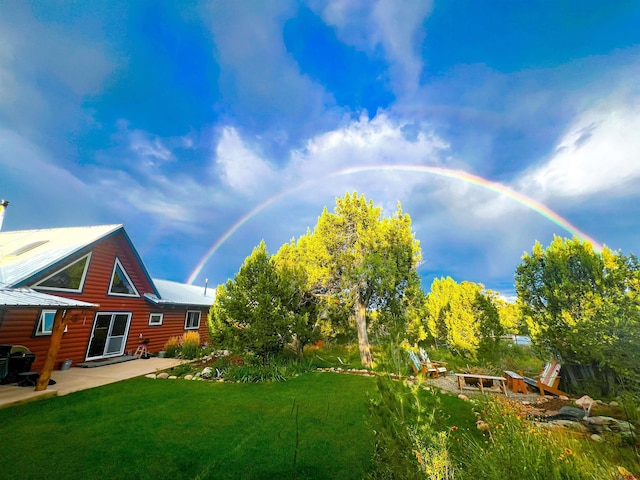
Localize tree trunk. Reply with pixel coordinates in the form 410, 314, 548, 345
36, 309, 67, 391
354, 295, 373, 367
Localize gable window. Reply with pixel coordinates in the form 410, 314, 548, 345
108, 258, 139, 297
148, 313, 163, 326
185, 310, 201, 330
36, 310, 56, 336
32, 253, 92, 293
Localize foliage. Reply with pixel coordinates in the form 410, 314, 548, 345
423, 277, 503, 357
368, 375, 452, 479
164, 336, 180, 358
209, 241, 317, 363
279, 192, 422, 366
181, 331, 201, 359
515, 236, 640, 387
456, 396, 620, 480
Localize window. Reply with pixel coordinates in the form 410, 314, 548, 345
36, 310, 56, 336
32, 253, 92, 293
185, 310, 201, 330
108, 258, 139, 297
148, 313, 163, 326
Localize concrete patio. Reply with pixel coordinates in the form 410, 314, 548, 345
0, 357, 185, 409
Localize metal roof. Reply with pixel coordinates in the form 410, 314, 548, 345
0, 287, 98, 309
0, 225, 122, 287
145, 279, 215, 307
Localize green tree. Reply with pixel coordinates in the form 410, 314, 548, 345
515, 236, 640, 382
278, 192, 422, 367
209, 241, 315, 362
423, 277, 502, 357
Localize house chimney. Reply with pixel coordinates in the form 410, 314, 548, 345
0, 200, 8, 232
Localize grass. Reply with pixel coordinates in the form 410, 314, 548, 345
0, 373, 377, 480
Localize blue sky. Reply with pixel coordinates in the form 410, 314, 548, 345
1, 1, 639, 296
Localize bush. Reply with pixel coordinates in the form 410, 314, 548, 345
164, 336, 180, 358
367, 375, 452, 479
456, 396, 613, 480
181, 331, 201, 359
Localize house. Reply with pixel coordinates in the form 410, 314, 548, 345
0, 225, 214, 372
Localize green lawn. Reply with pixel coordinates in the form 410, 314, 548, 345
0, 373, 378, 480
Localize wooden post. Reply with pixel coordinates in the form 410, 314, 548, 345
35, 309, 67, 391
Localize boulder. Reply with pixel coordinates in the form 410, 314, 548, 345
168, 375, 177, 380
609, 401, 619, 407
184, 374, 193, 380
590, 434, 604, 442
201, 367, 213, 379
547, 406, 585, 421
549, 420, 589, 433
157, 372, 169, 379
145, 374, 156, 379
458, 394, 469, 401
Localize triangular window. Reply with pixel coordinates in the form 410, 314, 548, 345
32, 253, 92, 293
108, 258, 139, 297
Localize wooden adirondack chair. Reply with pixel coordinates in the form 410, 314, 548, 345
418, 348, 447, 378
525, 360, 568, 397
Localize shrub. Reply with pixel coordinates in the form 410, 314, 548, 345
164, 336, 180, 358
456, 396, 613, 479
367, 375, 452, 479
181, 331, 201, 359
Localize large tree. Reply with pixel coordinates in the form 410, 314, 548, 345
423, 277, 503, 357
515, 236, 640, 381
277, 192, 421, 366
209, 241, 316, 362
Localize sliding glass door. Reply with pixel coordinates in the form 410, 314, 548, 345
86, 312, 132, 360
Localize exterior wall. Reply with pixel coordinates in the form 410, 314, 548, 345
0, 230, 211, 372
142, 307, 210, 353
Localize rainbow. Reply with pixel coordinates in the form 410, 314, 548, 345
187, 165, 603, 284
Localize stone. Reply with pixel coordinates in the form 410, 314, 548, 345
184, 374, 193, 380
553, 406, 585, 420
168, 375, 177, 380
590, 434, 604, 442
521, 401, 530, 405
145, 374, 156, 379
559, 395, 569, 401
201, 367, 213, 379
585, 416, 617, 426
458, 394, 469, 401
575, 395, 594, 408
595, 399, 604, 404
157, 372, 169, 379
549, 420, 589, 433
609, 401, 619, 407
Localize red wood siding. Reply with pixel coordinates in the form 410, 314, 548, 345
0, 230, 211, 371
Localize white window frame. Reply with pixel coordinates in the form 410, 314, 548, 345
148, 313, 163, 326
108, 258, 140, 297
36, 309, 56, 336
32, 252, 92, 293
184, 310, 201, 330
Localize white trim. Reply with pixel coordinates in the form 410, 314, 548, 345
32, 252, 92, 293
108, 258, 140, 297
148, 312, 163, 326
184, 310, 201, 330
35, 309, 56, 336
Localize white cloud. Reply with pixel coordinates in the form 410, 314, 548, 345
310, 0, 432, 95
520, 100, 640, 199
215, 127, 277, 194
130, 131, 174, 164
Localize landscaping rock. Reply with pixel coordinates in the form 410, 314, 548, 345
548, 420, 589, 433
609, 401, 619, 407
168, 375, 177, 380
591, 434, 604, 442
184, 374, 193, 380
548, 406, 585, 421
559, 395, 569, 401
201, 367, 213, 379
157, 372, 169, 379
145, 374, 156, 379
458, 394, 469, 401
